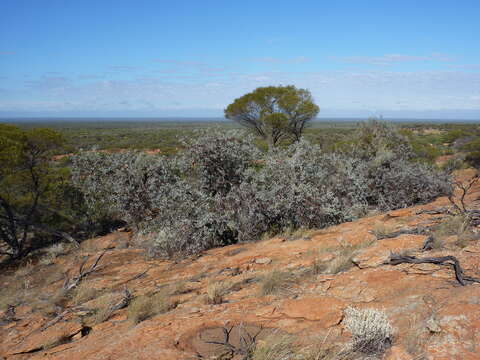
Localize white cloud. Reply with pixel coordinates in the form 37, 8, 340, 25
253, 56, 311, 64
2, 68, 479, 115
334, 53, 455, 66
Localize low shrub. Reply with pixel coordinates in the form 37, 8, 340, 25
344, 307, 394, 354
72, 122, 452, 258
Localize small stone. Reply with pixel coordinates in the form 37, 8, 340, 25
426, 318, 442, 333
255, 257, 272, 265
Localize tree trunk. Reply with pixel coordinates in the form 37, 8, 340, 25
266, 136, 275, 151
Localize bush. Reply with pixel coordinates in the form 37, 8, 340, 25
345, 119, 452, 210
72, 150, 179, 228
350, 118, 414, 162
140, 182, 236, 257
72, 122, 452, 258
367, 160, 452, 210
344, 307, 394, 354
180, 130, 260, 196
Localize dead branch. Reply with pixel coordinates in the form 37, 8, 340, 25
384, 253, 480, 286
40, 309, 71, 331
0, 305, 19, 324
415, 207, 451, 215
111, 286, 133, 311
375, 227, 429, 240
118, 267, 150, 287
421, 236, 435, 251
449, 174, 479, 214
63, 250, 108, 291
200, 324, 263, 360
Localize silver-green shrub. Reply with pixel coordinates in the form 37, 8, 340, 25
180, 130, 260, 196
71, 122, 452, 257
250, 140, 370, 229
71, 150, 179, 228
344, 306, 394, 354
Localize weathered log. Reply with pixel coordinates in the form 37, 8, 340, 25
384, 253, 480, 286
415, 207, 450, 215
375, 227, 428, 240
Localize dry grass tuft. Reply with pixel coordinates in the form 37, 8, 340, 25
50, 288, 71, 307
326, 245, 359, 275
127, 290, 175, 324
251, 334, 298, 360
0, 291, 21, 312
371, 222, 396, 239
206, 280, 230, 304
431, 215, 474, 249
279, 227, 318, 241
46, 243, 69, 257
310, 258, 328, 276
14, 261, 35, 278
251, 333, 353, 360
72, 282, 100, 305
92, 293, 118, 324
168, 280, 188, 295
38, 255, 56, 266
259, 270, 293, 296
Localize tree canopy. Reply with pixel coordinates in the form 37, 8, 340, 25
0, 124, 70, 258
224, 85, 319, 148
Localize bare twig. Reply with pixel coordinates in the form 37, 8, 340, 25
40, 309, 71, 331
448, 174, 479, 214
200, 324, 263, 360
63, 250, 108, 291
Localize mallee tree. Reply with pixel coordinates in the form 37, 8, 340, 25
0, 124, 73, 259
224, 85, 319, 149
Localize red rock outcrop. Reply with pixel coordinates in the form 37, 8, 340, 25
1, 170, 479, 359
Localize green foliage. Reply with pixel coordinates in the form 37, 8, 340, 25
349, 118, 413, 161
462, 137, 480, 168
224, 85, 320, 148
401, 130, 443, 164
0, 124, 70, 258
441, 129, 471, 143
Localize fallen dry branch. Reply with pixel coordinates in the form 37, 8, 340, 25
467, 210, 480, 226
0, 304, 19, 324
375, 227, 429, 240
200, 324, 263, 360
384, 253, 480, 286
63, 250, 108, 291
40, 309, 71, 331
421, 236, 435, 251
111, 286, 133, 311
415, 207, 451, 215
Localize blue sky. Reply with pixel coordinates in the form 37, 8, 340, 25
1, 0, 479, 118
